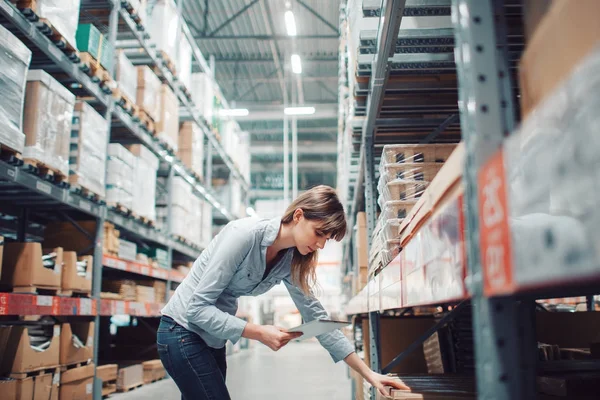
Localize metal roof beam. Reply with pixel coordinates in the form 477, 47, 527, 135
250, 142, 337, 155
213, 55, 338, 62
206, 0, 260, 37
194, 34, 339, 40
296, 0, 339, 34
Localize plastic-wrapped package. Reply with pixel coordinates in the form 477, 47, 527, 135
191, 73, 214, 122
75, 23, 113, 70
115, 50, 137, 102
156, 85, 179, 151
171, 176, 192, 211
128, 145, 158, 221
136, 66, 161, 122
201, 200, 213, 245
24, 70, 76, 177
178, 36, 192, 91
69, 102, 108, 198
178, 122, 204, 178
381, 200, 418, 220
379, 162, 442, 185
0, 24, 32, 153
37, 0, 81, 50
381, 144, 456, 164
106, 144, 135, 209
148, 0, 179, 65
377, 179, 429, 208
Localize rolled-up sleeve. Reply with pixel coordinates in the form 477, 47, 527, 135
284, 278, 355, 363
186, 225, 252, 344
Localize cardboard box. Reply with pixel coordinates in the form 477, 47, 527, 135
156, 84, 179, 152
61, 253, 92, 295
137, 280, 166, 303
33, 369, 60, 400
136, 66, 161, 122
23, 71, 75, 177
142, 360, 165, 384
60, 322, 94, 366
0, 325, 60, 375
117, 239, 137, 262
96, 364, 118, 383
135, 285, 155, 303
381, 144, 456, 164
2, 376, 34, 400
519, 0, 600, 117
178, 122, 204, 178
117, 364, 144, 391
75, 24, 112, 70
362, 317, 435, 374
59, 363, 94, 400
0, 243, 62, 291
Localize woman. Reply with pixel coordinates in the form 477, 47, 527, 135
158, 185, 408, 399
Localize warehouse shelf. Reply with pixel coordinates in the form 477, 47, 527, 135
0, 160, 106, 219
102, 254, 170, 280
0, 0, 241, 222
99, 299, 163, 317
0, 293, 97, 316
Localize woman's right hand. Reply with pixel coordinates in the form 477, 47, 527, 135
259, 325, 303, 351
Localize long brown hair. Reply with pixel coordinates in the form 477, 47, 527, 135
281, 185, 347, 295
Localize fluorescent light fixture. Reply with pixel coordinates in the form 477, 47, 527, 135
284, 106, 315, 116
291, 54, 302, 74
284, 11, 297, 36
219, 108, 249, 117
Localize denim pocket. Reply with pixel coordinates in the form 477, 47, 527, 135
179, 330, 217, 377
157, 343, 175, 378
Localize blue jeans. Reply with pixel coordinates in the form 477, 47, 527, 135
157, 315, 230, 400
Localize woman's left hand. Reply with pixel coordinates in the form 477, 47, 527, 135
367, 372, 410, 399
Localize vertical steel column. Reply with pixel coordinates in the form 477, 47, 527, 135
292, 116, 298, 199
17, 208, 29, 242
93, 3, 118, 399
165, 166, 175, 302
452, 1, 536, 399
283, 118, 290, 204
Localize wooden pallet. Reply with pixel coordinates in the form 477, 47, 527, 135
23, 159, 69, 186
57, 288, 92, 298
155, 135, 176, 155
11, 1, 80, 62
0, 143, 23, 165
139, 109, 156, 134
158, 51, 177, 76
70, 181, 105, 203
135, 215, 155, 228
117, 383, 143, 393
108, 202, 133, 217
180, 85, 192, 101
112, 88, 141, 121
79, 52, 113, 93
9, 366, 60, 380
60, 360, 93, 373
102, 383, 117, 398
2, 284, 60, 295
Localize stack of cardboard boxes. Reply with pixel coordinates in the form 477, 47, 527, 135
136, 66, 161, 124
106, 144, 136, 211
127, 145, 159, 223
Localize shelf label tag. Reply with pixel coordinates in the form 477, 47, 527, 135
479, 150, 514, 295
86, 383, 93, 394
53, 326, 60, 337
37, 295, 53, 306
53, 372, 60, 385
36, 181, 52, 194
7, 169, 15, 178
80, 298, 92, 315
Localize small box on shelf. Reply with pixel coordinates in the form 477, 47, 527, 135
61, 252, 92, 296
117, 364, 144, 392
142, 360, 166, 384
59, 322, 94, 366
0, 243, 62, 293
59, 362, 94, 400
0, 324, 60, 376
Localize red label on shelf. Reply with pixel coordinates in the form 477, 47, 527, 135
479, 150, 515, 295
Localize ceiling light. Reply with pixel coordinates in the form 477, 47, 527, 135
284, 106, 315, 116
219, 108, 249, 117
291, 54, 302, 74
285, 11, 297, 36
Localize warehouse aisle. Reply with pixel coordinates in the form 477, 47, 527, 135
111, 340, 352, 400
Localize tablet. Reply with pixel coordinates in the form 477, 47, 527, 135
287, 319, 350, 340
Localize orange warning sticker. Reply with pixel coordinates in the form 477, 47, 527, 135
478, 150, 515, 295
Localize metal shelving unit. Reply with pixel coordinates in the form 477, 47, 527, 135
343, 0, 600, 399
0, 1, 247, 397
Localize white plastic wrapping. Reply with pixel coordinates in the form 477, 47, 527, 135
148, 0, 179, 65
24, 70, 76, 177
178, 36, 192, 91
106, 144, 135, 209
37, 0, 81, 49
136, 66, 161, 122
178, 122, 204, 178
156, 84, 179, 151
381, 144, 456, 164
115, 50, 137, 102
129, 145, 158, 221
0, 24, 31, 153
191, 73, 214, 122
70, 102, 108, 198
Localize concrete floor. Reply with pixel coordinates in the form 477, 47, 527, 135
111, 340, 352, 400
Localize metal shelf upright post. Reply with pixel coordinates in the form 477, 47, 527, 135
452, 0, 536, 398
359, 1, 408, 398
